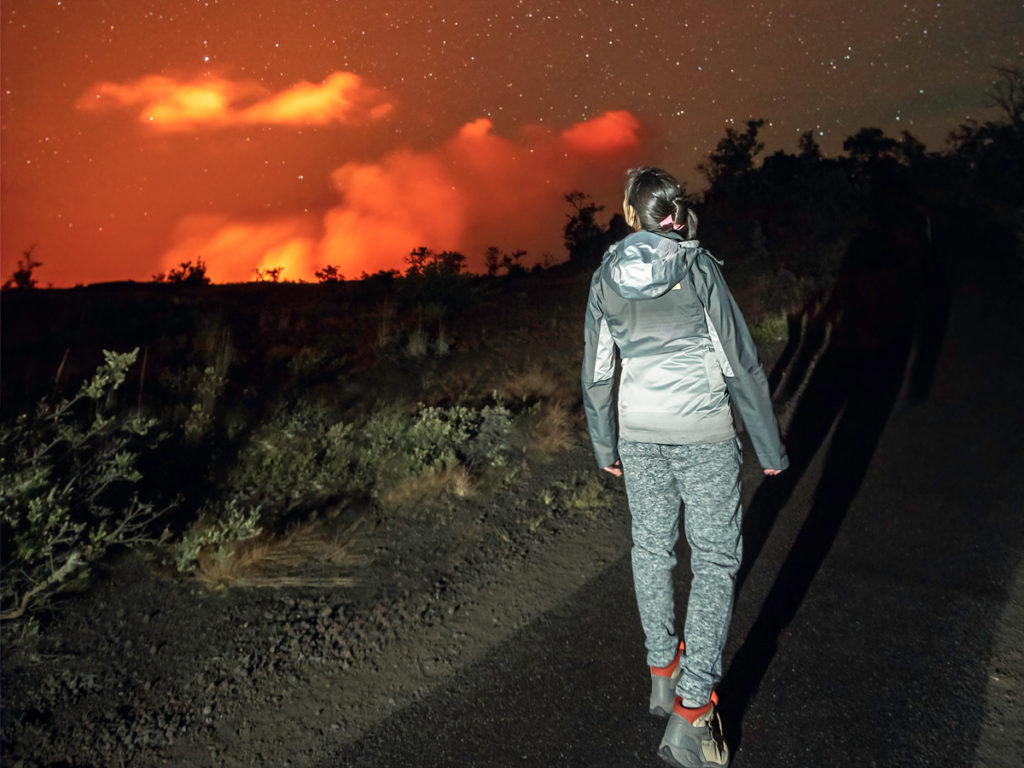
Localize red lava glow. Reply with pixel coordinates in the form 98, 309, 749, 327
160, 215, 318, 283
157, 110, 643, 282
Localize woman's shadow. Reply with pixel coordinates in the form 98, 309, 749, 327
717, 197, 950, 745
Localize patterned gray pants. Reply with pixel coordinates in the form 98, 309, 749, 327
618, 437, 743, 707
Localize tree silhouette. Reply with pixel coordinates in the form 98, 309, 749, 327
2, 247, 42, 290
699, 119, 766, 183
987, 65, 1024, 131
254, 266, 283, 282
503, 249, 527, 275
404, 247, 466, 278
563, 191, 606, 265
897, 131, 928, 167
436, 251, 466, 276
484, 246, 501, 277
949, 66, 1024, 204
315, 264, 344, 283
798, 131, 822, 163
843, 127, 899, 164
154, 259, 211, 285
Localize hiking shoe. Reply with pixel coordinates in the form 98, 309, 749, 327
649, 641, 685, 718
658, 697, 730, 768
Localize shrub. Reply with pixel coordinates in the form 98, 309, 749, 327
314, 264, 344, 283
3, 247, 43, 290
541, 474, 611, 516
153, 259, 211, 285
183, 365, 228, 441
221, 402, 361, 521
218, 399, 517, 522
363, 404, 477, 490
748, 311, 790, 348
0, 349, 171, 619
434, 322, 452, 356
376, 302, 396, 348
406, 326, 429, 358
172, 498, 263, 573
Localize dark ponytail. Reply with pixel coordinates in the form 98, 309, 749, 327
624, 166, 698, 237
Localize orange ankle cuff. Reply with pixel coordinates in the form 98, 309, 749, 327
673, 699, 713, 723
649, 641, 685, 677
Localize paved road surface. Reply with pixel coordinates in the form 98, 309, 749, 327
328, 221, 1024, 767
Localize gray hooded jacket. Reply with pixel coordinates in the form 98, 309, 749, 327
582, 230, 789, 472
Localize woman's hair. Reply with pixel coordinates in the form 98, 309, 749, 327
623, 166, 698, 237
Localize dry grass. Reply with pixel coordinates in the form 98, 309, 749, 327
378, 465, 475, 510
529, 400, 575, 455
498, 364, 573, 402
426, 354, 505, 405
406, 325, 429, 358
434, 323, 451, 356
194, 519, 368, 591
376, 302, 395, 348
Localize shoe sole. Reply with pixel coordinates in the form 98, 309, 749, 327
657, 745, 688, 768
649, 704, 672, 719
658, 744, 731, 768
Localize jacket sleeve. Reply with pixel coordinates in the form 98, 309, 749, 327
581, 274, 619, 468
693, 253, 789, 471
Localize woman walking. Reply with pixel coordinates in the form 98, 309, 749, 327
582, 167, 787, 767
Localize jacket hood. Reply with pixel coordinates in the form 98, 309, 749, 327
600, 230, 709, 300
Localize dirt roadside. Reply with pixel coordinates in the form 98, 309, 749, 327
1, 439, 640, 768
4, 428, 1020, 767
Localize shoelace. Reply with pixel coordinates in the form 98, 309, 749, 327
701, 710, 727, 759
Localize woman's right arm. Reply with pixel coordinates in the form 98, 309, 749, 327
582, 275, 620, 469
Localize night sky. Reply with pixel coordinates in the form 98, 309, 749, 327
2, 0, 1021, 286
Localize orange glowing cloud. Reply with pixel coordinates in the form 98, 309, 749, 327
240, 72, 394, 125
560, 110, 642, 153
317, 112, 642, 276
160, 110, 643, 282
78, 71, 392, 130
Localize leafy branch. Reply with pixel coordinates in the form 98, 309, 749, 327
0, 349, 173, 619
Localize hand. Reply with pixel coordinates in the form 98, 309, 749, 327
603, 461, 623, 478
763, 468, 782, 476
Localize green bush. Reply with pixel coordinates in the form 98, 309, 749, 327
183, 365, 228, 441
541, 474, 612, 515
0, 349, 171, 619
367, 402, 517, 488
172, 498, 263, 573
218, 399, 517, 520
748, 310, 790, 348
221, 401, 357, 519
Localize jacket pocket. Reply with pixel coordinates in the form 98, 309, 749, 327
702, 346, 727, 393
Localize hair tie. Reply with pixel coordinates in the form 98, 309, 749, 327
659, 213, 684, 231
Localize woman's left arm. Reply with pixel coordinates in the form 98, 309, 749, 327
695, 253, 789, 472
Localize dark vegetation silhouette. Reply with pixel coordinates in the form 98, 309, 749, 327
563, 191, 630, 266
314, 264, 344, 283
484, 246, 529, 277
2, 247, 43, 290
254, 266, 284, 283
152, 258, 211, 286
699, 118, 766, 183
1, 66, 1022, 622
